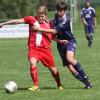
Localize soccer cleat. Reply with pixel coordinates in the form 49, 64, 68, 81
58, 85, 64, 90
84, 76, 92, 89
84, 84, 92, 89
28, 86, 39, 92
88, 42, 92, 47
88, 39, 93, 47
84, 81, 92, 89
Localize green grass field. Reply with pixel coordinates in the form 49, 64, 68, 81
0, 23, 100, 100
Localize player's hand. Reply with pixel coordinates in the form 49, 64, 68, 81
50, 20, 55, 27
59, 40, 69, 45
32, 25, 40, 31
84, 21, 88, 26
0, 24, 3, 28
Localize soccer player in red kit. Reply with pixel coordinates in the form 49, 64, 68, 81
0, 6, 63, 91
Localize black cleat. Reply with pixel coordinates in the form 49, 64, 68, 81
84, 76, 92, 89
88, 42, 92, 47
84, 84, 92, 89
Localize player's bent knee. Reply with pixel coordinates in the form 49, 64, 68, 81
29, 57, 37, 67
67, 58, 77, 65
49, 67, 58, 74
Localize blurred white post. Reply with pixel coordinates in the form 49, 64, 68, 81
69, 0, 78, 32
70, 0, 73, 33
73, 0, 78, 23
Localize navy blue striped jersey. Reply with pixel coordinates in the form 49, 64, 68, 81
54, 14, 76, 43
81, 7, 96, 25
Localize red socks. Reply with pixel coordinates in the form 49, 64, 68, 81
30, 67, 61, 87
51, 71, 61, 87
30, 67, 38, 87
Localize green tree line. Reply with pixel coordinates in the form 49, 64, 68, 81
0, 0, 39, 20
0, 0, 99, 23
0, 0, 56, 20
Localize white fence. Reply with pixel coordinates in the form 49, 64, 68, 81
0, 24, 29, 38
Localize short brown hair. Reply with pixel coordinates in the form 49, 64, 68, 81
37, 5, 48, 15
56, 1, 67, 11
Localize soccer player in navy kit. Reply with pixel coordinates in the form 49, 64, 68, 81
33, 2, 92, 89
81, 1, 96, 47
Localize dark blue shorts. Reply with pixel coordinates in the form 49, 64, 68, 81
57, 42, 76, 66
84, 24, 94, 33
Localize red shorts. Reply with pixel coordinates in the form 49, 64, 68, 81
28, 47, 55, 67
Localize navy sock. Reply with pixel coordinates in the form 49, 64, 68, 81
74, 72, 83, 81
90, 33, 93, 43
74, 72, 91, 86
86, 36, 90, 42
73, 62, 87, 78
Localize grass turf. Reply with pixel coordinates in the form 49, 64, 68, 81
0, 23, 100, 100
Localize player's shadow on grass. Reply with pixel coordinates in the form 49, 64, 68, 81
0, 88, 5, 90
17, 87, 29, 91
67, 86, 86, 90
40, 87, 57, 90
13, 86, 85, 92
17, 87, 58, 92
0, 87, 28, 91
41, 86, 83, 90
41, 86, 85, 90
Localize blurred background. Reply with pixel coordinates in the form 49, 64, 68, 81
0, 0, 100, 38
0, 0, 100, 23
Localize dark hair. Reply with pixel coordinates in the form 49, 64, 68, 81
56, 1, 67, 11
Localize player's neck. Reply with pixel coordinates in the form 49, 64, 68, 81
86, 6, 90, 9
58, 13, 66, 20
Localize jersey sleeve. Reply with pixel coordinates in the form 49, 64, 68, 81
24, 16, 36, 25
55, 16, 70, 33
55, 24, 63, 33
92, 8, 96, 17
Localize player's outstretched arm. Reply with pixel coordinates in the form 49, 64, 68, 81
31, 25, 57, 35
0, 18, 24, 28
81, 17, 88, 26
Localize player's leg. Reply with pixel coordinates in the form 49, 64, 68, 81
85, 32, 92, 47
85, 32, 90, 42
88, 24, 94, 47
28, 48, 39, 91
84, 25, 91, 46
66, 51, 92, 88
66, 42, 92, 88
57, 44, 87, 87
41, 48, 63, 89
67, 64, 83, 80
67, 64, 92, 87
48, 67, 63, 89
29, 57, 39, 86
66, 42, 88, 78
88, 33, 93, 47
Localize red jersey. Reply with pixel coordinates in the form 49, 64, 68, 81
24, 16, 53, 48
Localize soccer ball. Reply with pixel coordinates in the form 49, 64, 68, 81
4, 81, 17, 93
